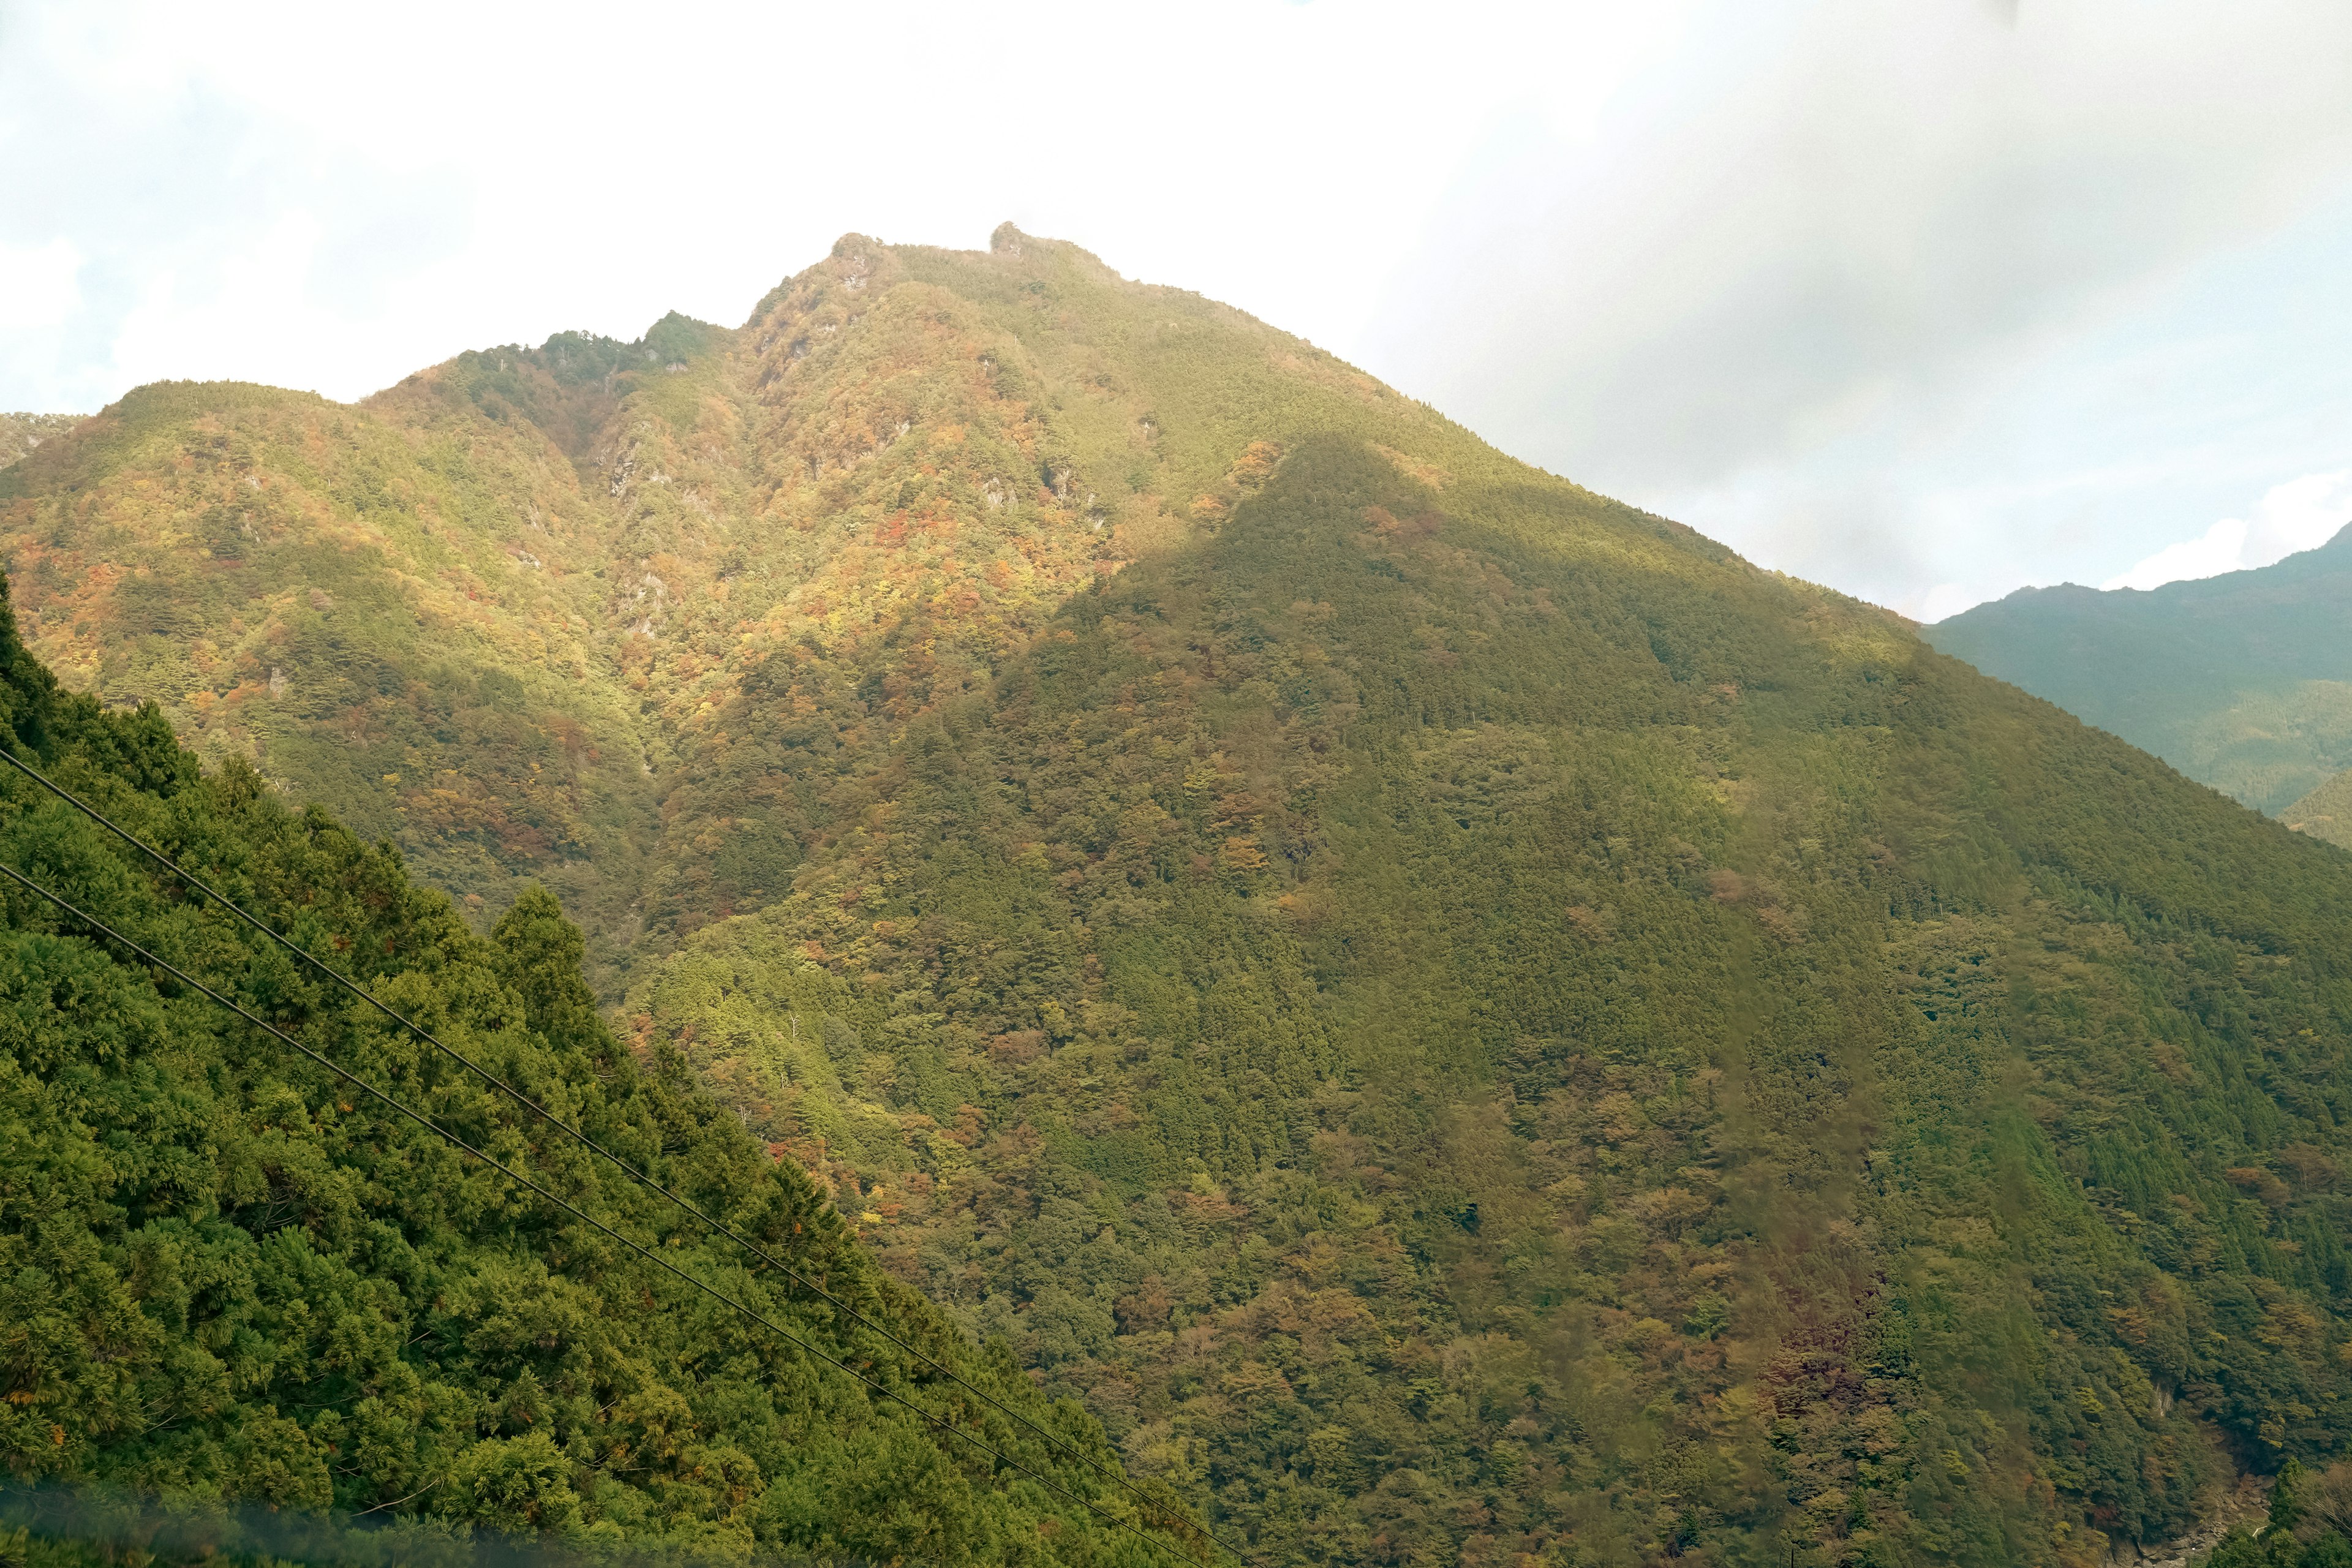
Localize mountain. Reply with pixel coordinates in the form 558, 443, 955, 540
0, 577, 1163, 1564
2283, 769, 2352, 851
18, 227, 2352, 1566
0, 371, 663, 992
0, 412, 81, 470
1925, 529, 2352, 816
0, 233, 1477, 991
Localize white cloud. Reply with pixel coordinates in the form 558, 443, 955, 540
0, 0, 1703, 409
108, 213, 322, 390
1369, 1, 2352, 494
1359, 0, 2352, 616
2102, 470, 2352, 591
0, 0, 2347, 627
2245, 469, 2352, 562
0, 238, 82, 331
2102, 518, 2251, 591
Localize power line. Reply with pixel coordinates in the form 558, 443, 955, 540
0, 859, 1209, 1568
0, 744, 1245, 1566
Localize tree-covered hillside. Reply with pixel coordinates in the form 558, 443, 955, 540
629, 430, 2352, 1567
0, 375, 660, 992
0, 576, 1175, 1566
18, 227, 2352, 1566
1925, 530, 2352, 816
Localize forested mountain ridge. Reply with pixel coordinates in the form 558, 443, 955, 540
16, 228, 2352, 1566
0, 575, 1166, 1564
518, 228, 1518, 950
0, 228, 1499, 989
0, 372, 660, 991
1925, 527, 2352, 818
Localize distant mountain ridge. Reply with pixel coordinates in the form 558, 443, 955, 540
0, 410, 83, 469
1927, 525, 2352, 817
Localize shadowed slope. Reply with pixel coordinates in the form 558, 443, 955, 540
638, 431, 2352, 1566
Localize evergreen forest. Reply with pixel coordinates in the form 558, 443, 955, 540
0, 580, 1176, 1565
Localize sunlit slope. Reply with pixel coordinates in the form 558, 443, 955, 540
598, 227, 1531, 942
0, 577, 1167, 1565
1927, 527, 2352, 815
0, 374, 658, 988
636, 434, 2352, 1566
0, 228, 1563, 974
2283, 767, 2352, 850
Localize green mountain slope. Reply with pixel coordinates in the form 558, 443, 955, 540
0, 575, 1172, 1564
19, 227, 2352, 1566
1925, 529, 2352, 815
0, 230, 1510, 988
535, 230, 1496, 949
633, 429, 2352, 1567
0, 375, 660, 992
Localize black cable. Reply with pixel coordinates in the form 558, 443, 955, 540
0, 744, 1239, 1564
0, 860, 1208, 1568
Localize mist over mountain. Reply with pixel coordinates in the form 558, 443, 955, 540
12, 228, 2352, 1567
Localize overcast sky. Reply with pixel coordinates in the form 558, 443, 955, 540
5, 0, 2349, 620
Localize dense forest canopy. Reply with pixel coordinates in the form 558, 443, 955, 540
11, 227, 2352, 1567
0, 573, 1174, 1566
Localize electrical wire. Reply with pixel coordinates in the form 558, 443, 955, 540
0, 743, 1245, 1566
0, 859, 1210, 1568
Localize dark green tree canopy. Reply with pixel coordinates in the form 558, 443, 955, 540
0, 573, 1164, 1567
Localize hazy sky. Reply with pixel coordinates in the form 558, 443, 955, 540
5, 0, 2348, 619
